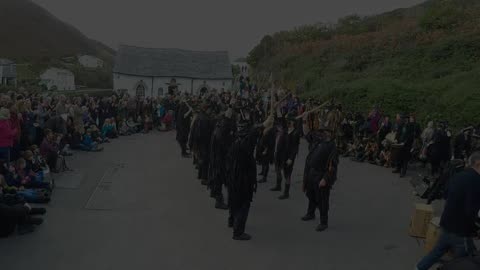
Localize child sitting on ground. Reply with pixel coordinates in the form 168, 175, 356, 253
118, 119, 133, 136
127, 117, 141, 133
353, 138, 367, 162
12, 158, 51, 190
143, 115, 153, 133
0, 174, 51, 204
102, 118, 118, 139
365, 139, 379, 164
378, 143, 392, 167
81, 129, 103, 152
90, 125, 109, 144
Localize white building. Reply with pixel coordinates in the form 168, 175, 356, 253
40, 68, 75, 91
113, 45, 233, 98
0, 59, 17, 87
78, 55, 104, 69
232, 60, 249, 77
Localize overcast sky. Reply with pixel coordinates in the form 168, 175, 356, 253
32, 0, 424, 59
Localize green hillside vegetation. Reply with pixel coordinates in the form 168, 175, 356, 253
247, 0, 480, 128
0, 0, 115, 89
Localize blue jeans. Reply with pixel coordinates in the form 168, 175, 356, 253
417, 228, 476, 270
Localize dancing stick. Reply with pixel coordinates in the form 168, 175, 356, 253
296, 101, 329, 119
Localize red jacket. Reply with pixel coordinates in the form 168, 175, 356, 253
0, 119, 16, 147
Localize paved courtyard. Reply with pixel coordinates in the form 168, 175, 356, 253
0, 131, 425, 270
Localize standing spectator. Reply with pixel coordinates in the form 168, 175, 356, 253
40, 129, 59, 173
416, 151, 480, 270
0, 108, 16, 162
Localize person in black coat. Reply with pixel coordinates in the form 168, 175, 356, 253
208, 111, 234, 210
393, 114, 415, 177
428, 123, 452, 176
256, 127, 275, 183
175, 101, 192, 157
227, 114, 274, 241
302, 125, 339, 232
191, 108, 214, 185
270, 116, 301, 200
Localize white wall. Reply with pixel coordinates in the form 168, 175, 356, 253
192, 79, 232, 94
114, 73, 152, 97
114, 74, 233, 97
40, 69, 75, 91
153, 77, 192, 96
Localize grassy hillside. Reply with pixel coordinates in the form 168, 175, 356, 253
0, 0, 114, 89
248, 0, 480, 128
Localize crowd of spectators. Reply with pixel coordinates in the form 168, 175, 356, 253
0, 90, 180, 237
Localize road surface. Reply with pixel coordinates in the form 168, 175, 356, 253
0, 131, 424, 270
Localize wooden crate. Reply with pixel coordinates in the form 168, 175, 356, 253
409, 203, 434, 238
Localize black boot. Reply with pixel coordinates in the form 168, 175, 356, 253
316, 216, 328, 231
301, 214, 315, 221
270, 178, 281, 191
233, 233, 252, 241
215, 197, 229, 210
29, 208, 47, 215
228, 216, 234, 228
25, 217, 43, 226
17, 224, 35, 235
315, 224, 328, 232
278, 184, 290, 200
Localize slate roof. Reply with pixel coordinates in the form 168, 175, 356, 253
0, 58, 16, 77
114, 45, 233, 79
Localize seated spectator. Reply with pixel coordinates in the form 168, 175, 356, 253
101, 118, 118, 139
81, 129, 103, 152
0, 177, 46, 237
144, 115, 153, 133
378, 143, 392, 167
90, 125, 109, 143
118, 120, 132, 136
127, 117, 141, 133
364, 138, 379, 164
352, 138, 367, 162
0, 174, 51, 204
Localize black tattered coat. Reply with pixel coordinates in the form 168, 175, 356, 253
274, 129, 301, 167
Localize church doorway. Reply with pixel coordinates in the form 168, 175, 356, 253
198, 80, 210, 95
166, 78, 180, 95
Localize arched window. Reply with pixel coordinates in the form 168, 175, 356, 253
135, 80, 146, 98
